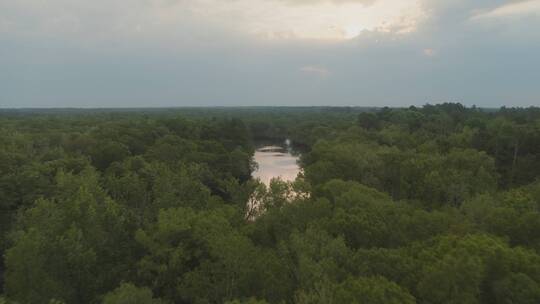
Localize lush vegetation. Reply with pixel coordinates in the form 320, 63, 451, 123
1, 104, 540, 303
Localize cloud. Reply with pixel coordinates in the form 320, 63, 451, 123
471, 0, 540, 20
0, 0, 425, 42
423, 48, 436, 57
0, 0, 539, 107
300, 65, 331, 77
277, 0, 378, 7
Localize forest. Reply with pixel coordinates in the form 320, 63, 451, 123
1, 104, 540, 303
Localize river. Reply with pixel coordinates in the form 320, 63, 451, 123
252, 140, 301, 185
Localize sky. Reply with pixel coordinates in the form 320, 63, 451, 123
0, 0, 539, 108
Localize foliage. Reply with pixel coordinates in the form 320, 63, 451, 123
0, 105, 539, 303
102, 283, 163, 304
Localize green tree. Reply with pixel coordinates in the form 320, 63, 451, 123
136, 207, 259, 303
102, 283, 163, 304
333, 277, 415, 304
4, 168, 136, 304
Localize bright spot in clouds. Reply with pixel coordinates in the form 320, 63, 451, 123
0, 0, 424, 41
197, 0, 426, 40
343, 24, 365, 40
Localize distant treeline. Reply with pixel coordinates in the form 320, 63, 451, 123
1, 104, 540, 304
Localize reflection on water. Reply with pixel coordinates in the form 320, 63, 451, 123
253, 142, 300, 185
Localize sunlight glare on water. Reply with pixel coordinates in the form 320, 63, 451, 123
253, 144, 300, 185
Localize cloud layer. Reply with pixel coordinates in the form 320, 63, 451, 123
0, 0, 538, 107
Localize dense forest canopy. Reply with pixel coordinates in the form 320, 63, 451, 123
1, 104, 540, 303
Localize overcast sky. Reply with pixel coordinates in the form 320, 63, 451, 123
1, 0, 539, 107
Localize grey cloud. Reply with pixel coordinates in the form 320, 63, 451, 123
277, 0, 377, 6
419, 0, 535, 24
300, 65, 331, 77
0, 0, 539, 107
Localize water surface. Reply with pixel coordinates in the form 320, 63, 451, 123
253, 143, 300, 185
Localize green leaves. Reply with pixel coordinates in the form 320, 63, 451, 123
0, 106, 540, 304
296, 276, 416, 304
103, 283, 163, 304
136, 207, 261, 303
333, 277, 416, 304
413, 234, 540, 304
4, 168, 136, 304
305, 137, 499, 207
